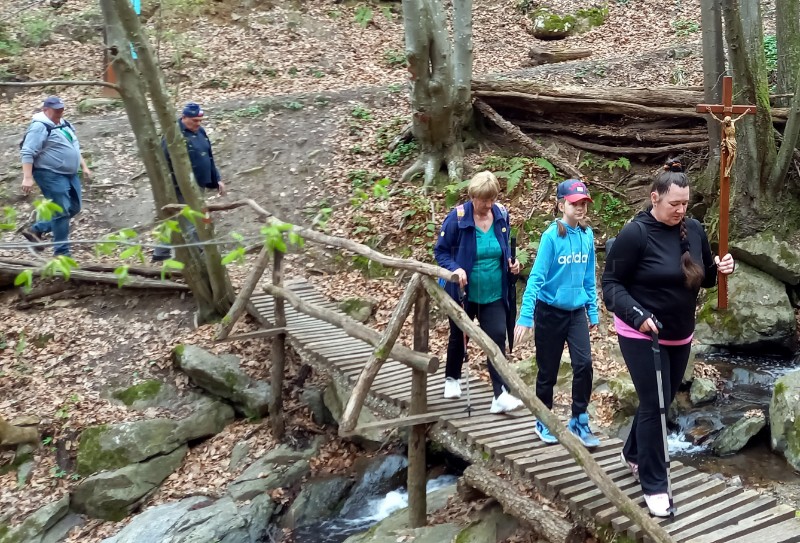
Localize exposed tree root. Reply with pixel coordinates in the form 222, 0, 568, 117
552, 135, 707, 155
400, 150, 463, 189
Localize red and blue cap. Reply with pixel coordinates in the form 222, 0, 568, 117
556, 179, 592, 203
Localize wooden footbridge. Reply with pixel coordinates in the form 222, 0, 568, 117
247, 278, 800, 543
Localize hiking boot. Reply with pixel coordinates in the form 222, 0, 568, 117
490, 391, 523, 413
644, 493, 672, 517
534, 420, 558, 444
568, 413, 601, 448
443, 377, 461, 399
620, 451, 639, 482
18, 227, 44, 252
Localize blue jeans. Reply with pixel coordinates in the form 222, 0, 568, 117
31, 168, 82, 256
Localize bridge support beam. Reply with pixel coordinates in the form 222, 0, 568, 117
408, 288, 431, 528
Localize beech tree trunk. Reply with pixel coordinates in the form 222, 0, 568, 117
776, 0, 800, 108
721, 0, 777, 230
401, 0, 473, 188
103, 0, 235, 323
769, 66, 800, 190
700, 0, 725, 181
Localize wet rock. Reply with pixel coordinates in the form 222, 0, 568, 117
323, 379, 385, 449
453, 503, 519, 543
72, 446, 188, 521
300, 387, 329, 425
173, 344, 271, 418
690, 378, 717, 406
338, 296, 378, 323
712, 411, 766, 456
770, 369, 800, 469
608, 372, 638, 415
281, 475, 353, 529
731, 232, 800, 285
110, 380, 175, 409
173, 397, 235, 444
339, 455, 408, 518
694, 262, 795, 352
0, 494, 69, 543
685, 416, 720, 446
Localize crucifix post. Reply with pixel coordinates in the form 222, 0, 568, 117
695, 75, 757, 309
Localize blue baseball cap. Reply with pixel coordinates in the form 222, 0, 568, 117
182, 102, 204, 118
557, 179, 592, 203
42, 96, 64, 109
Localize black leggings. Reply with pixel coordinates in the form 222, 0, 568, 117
618, 335, 691, 495
445, 298, 509, 398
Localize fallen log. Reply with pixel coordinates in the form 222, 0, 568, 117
0, 257, 178, 278
516, 120, 708, 143
462, 465, 586, 543
474, 99, 583, 179
0, 262, 189, 290
552, 135, 707, 155
527, 45, 592, 66
0, 416, 38, 448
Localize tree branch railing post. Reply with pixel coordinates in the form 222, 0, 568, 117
408, 286, 430, 528
215, 246, 271, 341
269, 250, 286, 440
420, 276, 675, 543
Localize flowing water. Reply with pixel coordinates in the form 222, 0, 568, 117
292, 475, 458, 543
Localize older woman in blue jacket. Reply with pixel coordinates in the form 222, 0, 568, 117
434, 171, 523, 413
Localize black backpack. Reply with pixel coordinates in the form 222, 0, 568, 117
19, 120, 73, 149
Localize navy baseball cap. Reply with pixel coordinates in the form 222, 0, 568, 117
42, 96, 64, 109
182, 102, 204, 118
557, 179, 592, 203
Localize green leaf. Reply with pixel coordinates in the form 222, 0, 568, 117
114, 265, 130, 287
221, 247, 246, 266
231, 232, 244, 242
119, 228, 138, 239
533, 157, 558, 179
288, 232, 305, 248
617, 157, 631, 171
0, 206, 18, 231
506, 169, 525, 194
517, 249, 530, 267
119, 246, 142, 260
354, 6, 373, 28
179, 206, 206, 226
33, 199, 63, 222
14, 269, 33, 293
160, 259, 184, 281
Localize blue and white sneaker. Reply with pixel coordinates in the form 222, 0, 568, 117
568, 413, 601, 448
534, 420, 559, 444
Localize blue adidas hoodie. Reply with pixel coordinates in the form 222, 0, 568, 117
517, 220, 599, 327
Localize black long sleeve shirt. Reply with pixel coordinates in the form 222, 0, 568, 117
602, 211, 717, 341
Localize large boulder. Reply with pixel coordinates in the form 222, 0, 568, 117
76, 420, 181, 476
608, 372, 638, 415
338, 296, 378, 323
694, 262, 795, 352
281, 475, 353, 529
101, 494, 274, 543
173, 345, 270, 418
770, 370, 800, 470
72, 446, 188, 521
712, 411, 766, 456
689, 378, 717, 406
323, 379, 385, 449
173, 397, 235, 444
0, 495, 69, 543
227, 439, 321, 502
731, 232, 800, 285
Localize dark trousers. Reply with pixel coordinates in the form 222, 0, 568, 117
445, 299, 509, 398
618, 335, 691, 495
533, 301, 593, 418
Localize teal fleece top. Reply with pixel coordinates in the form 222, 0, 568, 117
517, 220, 599, 327
468, 228, 503, 304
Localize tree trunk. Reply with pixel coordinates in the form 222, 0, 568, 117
769, 64, 800, 190
776, 0, 800, 108
721, 0, 777, 227
401, 0, 473, 188
270, 251, 286, 440
110, 0, 235, 323
700, 0, 725, 182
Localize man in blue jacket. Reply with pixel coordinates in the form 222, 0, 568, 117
19, 96, 92, 256
153, 102, 226, 261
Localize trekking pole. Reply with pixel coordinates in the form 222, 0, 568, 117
459, 287, 472, 418
650, 321, 677, 517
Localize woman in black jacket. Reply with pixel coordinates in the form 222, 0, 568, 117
601, 159, 735, 517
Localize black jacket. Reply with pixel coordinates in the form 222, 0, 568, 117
162, 120, 221, 196
601, 211, 717, 341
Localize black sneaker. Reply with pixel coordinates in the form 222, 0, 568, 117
18, 228, 44, 252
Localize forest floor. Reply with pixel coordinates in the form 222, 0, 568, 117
0, 0, 790, 541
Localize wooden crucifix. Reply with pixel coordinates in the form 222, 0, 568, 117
695, 75, 757, 309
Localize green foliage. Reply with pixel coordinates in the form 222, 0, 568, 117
0, 24, 21, 57
160, 259, 184, 281
14, 269, 33, 293
261, 221, 304, 254
444, 178, 471, 208
0, 206, 16, 231
42, 256, 79, 281
19, 15, 53, 47
494, 157, 532, 193
221, 247, 246, 266
161, 0, 208, 19
381, 6, 393, 20
179, 206, 206, 226
764, 34, 777, 74
576, 6, 609, 27
114, 265, 130, 287
50, 467, 67, 479
578, 153, 599, 170
286, 101, 304, 110
533, 157, 558, 179
354, 5, 373, 28
592, 192, 631, 233
34, 198, 63, 222
671, 19, 699, 37
383, 49, 407, 67
372, 177, 391, 199
351, 105, 372, 120
601, 156, 631, 174
382, 141, 417, 166
515, 0, 537, 14
233, 105, 264, 118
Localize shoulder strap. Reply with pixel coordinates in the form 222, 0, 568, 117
20, 121, 55, 149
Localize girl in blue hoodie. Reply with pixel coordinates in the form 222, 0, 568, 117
514, 179, 600, 447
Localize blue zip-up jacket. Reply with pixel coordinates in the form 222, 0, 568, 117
434, 200, 513, 309
20, 112, 82, 175
162, 120, 221, 194
517, 220, 599, 327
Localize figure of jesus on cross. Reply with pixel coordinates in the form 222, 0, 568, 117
695, 76, 756, 309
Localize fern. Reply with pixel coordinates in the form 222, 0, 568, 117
354, 6, 373, 28
533, 157, 558, 179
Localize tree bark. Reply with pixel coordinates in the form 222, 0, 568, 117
408, 288, 430, 529
516, 121, 707, 143
215, 246, 271, 341
420, 276, 675, 543
340, 274, 421, 433
462, 465, 586, 543
111, 0, 234, 324
776, 0, 800, 108
551, 135, 707, 155
262, 283, 438, 373
721, 0, 777, 224
0, 262, 189, 290
270, 251, 286, 440
700, 0, 725, 180
401, 0, 473, 188
769, 64, 800, 190
526, 45, 592, 66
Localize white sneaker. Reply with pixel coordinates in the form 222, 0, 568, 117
490, 391, 524, 413
643, 493, 672, 517
443, 377, 462, 399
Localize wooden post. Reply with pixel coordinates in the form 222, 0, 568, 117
215, 246, 271, 341
408, 288, 430, 528
695, 75, 757, 309
270, 250, 286, 440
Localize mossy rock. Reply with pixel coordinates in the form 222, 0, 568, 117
531, 9, 576, 40
730, 231, 800, 285
575, 5, 609, 28
770, 369, 800, 470
111, 380, 165, 408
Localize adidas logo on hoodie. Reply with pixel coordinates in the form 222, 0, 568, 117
557, 253, 589, 265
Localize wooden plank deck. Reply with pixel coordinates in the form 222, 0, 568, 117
250, 280, 800, 543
